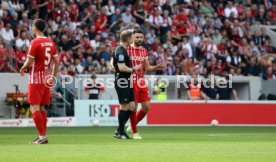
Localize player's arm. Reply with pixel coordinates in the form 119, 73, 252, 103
144, 59, 165, 73
118, 63, 141, 73
19, 56, 34, 76
116, 52, 141, 73
51, 55, 59, 77
20, 40, 36, 76
110, 57, 115, 73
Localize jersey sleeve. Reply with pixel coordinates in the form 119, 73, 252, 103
115, 48, 127, 63
52, 41, 58, 58
27, 40, 37, 59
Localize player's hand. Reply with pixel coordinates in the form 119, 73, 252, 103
155, 64, 166, 71
19, 66, 26, 76
133, 64, 142, 71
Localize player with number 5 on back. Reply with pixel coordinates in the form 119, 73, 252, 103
20, 19, 59, 144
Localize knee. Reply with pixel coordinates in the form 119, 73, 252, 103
142, 105, 150, 112
120, 104, 128, 111
129, 103, 137, 111
30, 105, 40, 113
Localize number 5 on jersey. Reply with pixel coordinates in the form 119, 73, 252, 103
45, 47, 51, 69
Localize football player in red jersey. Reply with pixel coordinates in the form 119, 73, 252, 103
126, 29, 165, 139
20, 19, 59, 144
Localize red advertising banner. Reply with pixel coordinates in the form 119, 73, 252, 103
147, 102, 276, 125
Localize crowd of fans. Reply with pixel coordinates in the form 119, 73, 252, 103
0, 0, 276, 80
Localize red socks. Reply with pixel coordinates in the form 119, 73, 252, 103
129, 109, 148, 133
136, 109, 147, 123
40, 111, 48, 135
130, 112, 138, 133
32, 111, 45, 136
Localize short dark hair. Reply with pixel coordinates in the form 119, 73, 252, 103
33, 19, 46, 32
91, 74, 97, 79
120, 30, 132, 43
132, 29, 144, 35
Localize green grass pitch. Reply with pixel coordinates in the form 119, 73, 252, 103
0, 126, 276, 162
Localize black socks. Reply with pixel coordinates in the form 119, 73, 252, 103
117, 110, 133, 134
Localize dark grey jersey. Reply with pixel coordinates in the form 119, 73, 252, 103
113, 46, 131, 78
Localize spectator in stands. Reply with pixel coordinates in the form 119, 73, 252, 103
200, 0, 215, 18
10, 12, 20, 32
84, 74, 105, 99
121, 7, 133, 25
203, 75, 219, 100
217, 75, 239, 100
260, 28, 271, 46
160, 10, 172, 38
153, 77, 168, 100
74, 58, 83, 74
15, 31, 30, 50
110, 8, 121, 25
182, 37, 193, 58
58, 35, 70, 51
133, 0, 148, 25
104, 0, 115, 18
67, 32, 81, 51
15, 43, 27, 68
1, 23, 14, 48
206, 38, 218, 59
246, 57, 260, 76
264, 67, 276, 80
226, 47, 241, 71
162, 0, 173, 16
146, 29, 156, 44
224, 1, 238, 18
212, 28, 222, 45
90, 34, 101, 50
187, 74, 209, 100
82, 56, 96, 70
164, 56, 176, 75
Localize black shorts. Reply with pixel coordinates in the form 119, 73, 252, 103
114, 79, 134, 104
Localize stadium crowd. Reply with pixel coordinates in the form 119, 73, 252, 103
0, 0, 276, 80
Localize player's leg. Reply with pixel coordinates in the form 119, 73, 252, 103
127, 90, 149, 139
128, 85, 147, 139
40, 87, 50, 137
120, 87, 136, 139
136, 87, 151, 124
30, 104, 47, 144
129, 83, 139, 134
40, 105, 47, 136
28, 84, 47, 144
137, 101, 150, 123
130, 100, 143, 139
114, 103, 130, 139
114, 79, 134, 139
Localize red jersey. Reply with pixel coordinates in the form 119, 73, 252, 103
127, 45, 151, 102
27, 37, 58, 85
127, 45, 148, 79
